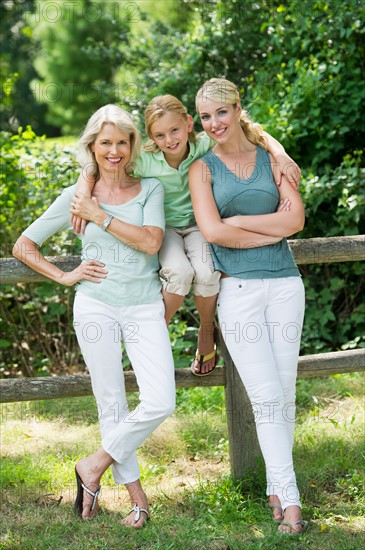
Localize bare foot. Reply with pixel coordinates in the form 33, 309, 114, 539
278, 505, 306, 534
122, 480, 150, 529
192, 324, 217, 375
75, 449, 112, 520
268, 495, 283, 521
122, 504, 149, 529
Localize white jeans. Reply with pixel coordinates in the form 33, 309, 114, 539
217, 277, 305, 510
73, 292, 176, 485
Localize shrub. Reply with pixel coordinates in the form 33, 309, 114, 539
0, 128, 81, 377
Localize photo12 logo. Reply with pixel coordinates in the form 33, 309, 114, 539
31, 1, 140, 24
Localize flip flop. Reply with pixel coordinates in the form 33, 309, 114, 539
74, 467, 101, 517
268, 502, 284, 522
190, 326, 219, 377
278, 519, 309, 535
125, 504, 149, 527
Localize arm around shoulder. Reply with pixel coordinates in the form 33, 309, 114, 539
263, 131, 301, 188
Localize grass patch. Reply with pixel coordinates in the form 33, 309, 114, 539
1, 374, 364, 549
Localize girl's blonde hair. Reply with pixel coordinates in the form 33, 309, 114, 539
143, 95, 197, 153
77, 104, 141, 180
195, 78, 267, 149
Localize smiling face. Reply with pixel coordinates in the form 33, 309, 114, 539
91, 123, 131, 174
197, 99, 242, 144
149, 112, 193, 162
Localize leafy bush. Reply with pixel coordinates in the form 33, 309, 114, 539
299, 151, 365, 353
0, 128, 81, 377
126, 0, 365, 176
0, 127, 79, 253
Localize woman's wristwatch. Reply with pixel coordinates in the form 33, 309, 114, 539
101, 214, 114, 231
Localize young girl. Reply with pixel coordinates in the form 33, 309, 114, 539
73, 95, 301, 376
189, 78, 307, 534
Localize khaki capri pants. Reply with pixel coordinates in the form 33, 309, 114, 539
159, 225, 220, 297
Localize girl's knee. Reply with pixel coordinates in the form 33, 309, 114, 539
160, 264, 194, 295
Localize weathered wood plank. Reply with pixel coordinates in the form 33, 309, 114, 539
297, 348, 365, 377
289, 235, 365, 265
0, 367, 226, 403
0, 349, 363, 404
1, 236, 364, 284
0, 255, 81, 284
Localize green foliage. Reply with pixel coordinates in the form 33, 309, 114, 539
299, 151, 365, 353
128, 0, 365, 173
29, 0, 132, 134
0, 129, 81, 377
243, 1, 365, 170
176, 386, 225, 414
0, 128, 79, 252
0, 0, 53, 134
301, 151, 365, 238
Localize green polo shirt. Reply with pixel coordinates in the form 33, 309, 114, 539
134, 132, 214, 227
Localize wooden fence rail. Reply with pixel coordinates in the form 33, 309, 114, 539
1, 235, 364, 476
0, 349, 363, 404
1, 236, 364, 284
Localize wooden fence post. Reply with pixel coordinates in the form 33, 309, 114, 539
219, 333, 262, 477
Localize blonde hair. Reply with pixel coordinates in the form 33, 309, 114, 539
77, 104, 141, 180
195, 78, 267, 149
143, 95, 197, 153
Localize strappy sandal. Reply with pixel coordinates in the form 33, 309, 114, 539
268, 502, 284, 522
74, 468, 101, 518
190, 326, 219, 377
126, 504, 149, 526
278, 519, 309, 535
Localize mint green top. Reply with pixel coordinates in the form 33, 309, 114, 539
134, 132, 214, 227
202, 147, 300, 279
22, 179, 165, 306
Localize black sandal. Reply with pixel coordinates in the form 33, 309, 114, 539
190, 326, 219, 377
74, 467, 101, 517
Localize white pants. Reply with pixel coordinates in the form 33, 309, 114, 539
73, 292, 176, 485
159, 225, 220, 297
217, 277, 305, 510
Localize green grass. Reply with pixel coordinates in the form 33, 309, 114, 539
1, 373, 364, 549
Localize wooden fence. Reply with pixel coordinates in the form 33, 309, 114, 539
1, 235, 364, 476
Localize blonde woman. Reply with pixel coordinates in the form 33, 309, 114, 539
189, 78, 308, 535
13, 105, 175, 527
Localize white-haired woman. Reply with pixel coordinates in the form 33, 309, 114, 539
13, 104, 175, 527
189, 79, 307, 534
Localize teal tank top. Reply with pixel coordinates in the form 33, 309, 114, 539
202, 146, 300, 279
